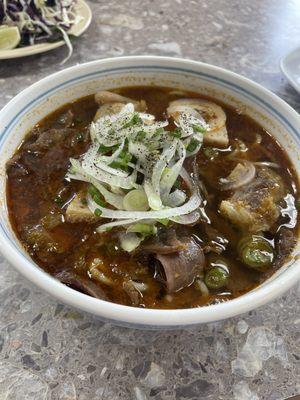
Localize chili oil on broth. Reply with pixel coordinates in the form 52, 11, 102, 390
5, 86, 299, 309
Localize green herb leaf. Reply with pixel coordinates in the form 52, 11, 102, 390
203, 147, 219, 159
75, 133, 84, 142
193, 124, 206, 134
170, 128, 182, 138
123, 113, 142, 129
135, 131, 147, 142
109, 160, 129, 172
155, 127, 165, 137
156, 218, 170, 226
94, 208, 102, 217
54, 195, 63, 206
173, 179, 181, 189
88, 184, 106, 207
98, 144, 115, 154
186, 138, 200, 152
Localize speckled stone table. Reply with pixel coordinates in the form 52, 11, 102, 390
1, 0, 300, 399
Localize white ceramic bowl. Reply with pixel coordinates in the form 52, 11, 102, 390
0, 56, 299, 329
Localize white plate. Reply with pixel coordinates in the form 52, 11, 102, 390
0, 0, 92, 60
280, 46, 300, 94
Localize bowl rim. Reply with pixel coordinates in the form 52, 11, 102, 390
1, 55, 300, 327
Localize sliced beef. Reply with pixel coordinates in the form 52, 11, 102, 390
22, 224, 65, 262
142, 228, 205, 293
274, 227, 297, 267
24, 128, 70, 152
54, 270, 108, 300
154, 237, 205, 293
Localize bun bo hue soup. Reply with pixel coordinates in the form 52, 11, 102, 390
6, 87, 299, 309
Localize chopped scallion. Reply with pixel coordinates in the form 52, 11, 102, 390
186, 138, 200, 152
75, 116, 83, 123
170, 128, 182, 138
127, 223, 157, 235
54, 195, 63, 206
75, 133, 84, 142
88, 184, 106, 207
94, 208, 103, 217
123, 113, 142, 129
135, 131, 147, 142
98, 144, 115, 154
193, 124, 206, 134
156, 218, 170, 226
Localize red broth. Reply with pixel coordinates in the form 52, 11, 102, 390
6, 87, 299, 309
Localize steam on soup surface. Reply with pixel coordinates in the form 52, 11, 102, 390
6, 86, 299, 309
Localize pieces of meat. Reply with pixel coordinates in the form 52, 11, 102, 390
167, 98, 229, 147
95, 90, 146, 110
204, 125, 229, 148
154, 236, 205, 293
93, 102, 125, 121
123, 280, 141, 306
141, 228, 188, 254
142, 228, 205, 293
6, 153, 29, 177
22, 224, 65, 262
219, 161, 256, 191
202, 225, 229, 254
14, 124, 89, 179
25, 129, 67, 151
93, 90, 147, 121
54, 270, 108, 300
57, 110, 74, 128
220, 167, 285, 232
274, 227, 297, 267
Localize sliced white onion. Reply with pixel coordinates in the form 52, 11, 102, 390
96, 218, 141, 233
123, 189, 149, 211
170, 210, 200, 224
131, 281, 148, 292
160, 141, 186, 202
67, 160, 125, 209
119, 232, 143, 252
81, 158, 137, 190
87, 191, 201, 220
144, 180, 162, 210
151, 140, 178, 206
254, 161, 280, 169
99, 140, 125, 163
165, 189, 187, 207
67, 100, 207, 242
219, 161, 256, 191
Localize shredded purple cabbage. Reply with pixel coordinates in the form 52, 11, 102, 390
1, 0, 79, 61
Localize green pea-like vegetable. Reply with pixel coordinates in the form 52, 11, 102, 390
238, 235, 274, 272
204, 265, 229, 289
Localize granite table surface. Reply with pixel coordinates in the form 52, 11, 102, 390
0, 0, 300, 399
